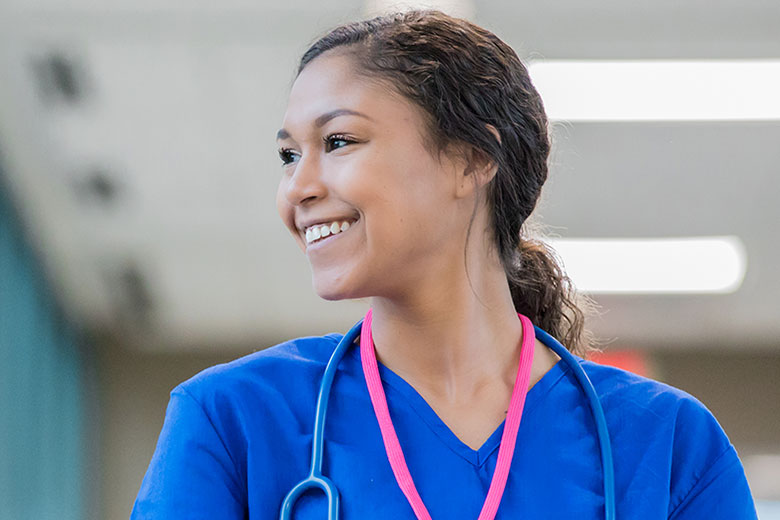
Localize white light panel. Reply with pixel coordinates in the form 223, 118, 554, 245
545, 236, 747, 294
528, 60, 780, 121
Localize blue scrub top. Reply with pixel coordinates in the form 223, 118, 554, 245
131, 333, 758, 519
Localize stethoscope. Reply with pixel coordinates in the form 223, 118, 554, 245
279, 317, 616, 520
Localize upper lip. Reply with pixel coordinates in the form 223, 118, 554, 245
297, 215, 359, 232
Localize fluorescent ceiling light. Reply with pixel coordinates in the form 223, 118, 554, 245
527, 60, 780, 121
544, 236, 747, 294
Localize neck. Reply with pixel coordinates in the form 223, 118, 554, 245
368, 254, 525, 405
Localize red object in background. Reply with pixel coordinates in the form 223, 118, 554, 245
587, 349, 653, 378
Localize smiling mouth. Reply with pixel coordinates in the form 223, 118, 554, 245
304, 218, 359, 246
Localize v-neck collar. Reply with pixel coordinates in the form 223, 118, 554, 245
347, 343, 574, 467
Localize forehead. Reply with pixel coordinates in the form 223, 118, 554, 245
281, 52, 423, 135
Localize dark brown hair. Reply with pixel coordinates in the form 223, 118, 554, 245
297, 10, 593, 355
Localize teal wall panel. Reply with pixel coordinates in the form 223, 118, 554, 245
0, 178, 87, 520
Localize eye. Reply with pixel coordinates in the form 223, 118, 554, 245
323, 133, 355, 152
278, 147, 299, 166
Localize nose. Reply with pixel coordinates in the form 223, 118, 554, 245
283, 154, 327, 206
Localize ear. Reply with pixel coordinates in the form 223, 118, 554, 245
454, 124, 501, 199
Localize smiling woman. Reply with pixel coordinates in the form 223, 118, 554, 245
131, 9, 758, 520
275, 51, 492, 304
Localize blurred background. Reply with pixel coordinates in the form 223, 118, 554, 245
1, 0, 779, 518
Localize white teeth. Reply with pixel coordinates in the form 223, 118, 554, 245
304, 219, 356, 244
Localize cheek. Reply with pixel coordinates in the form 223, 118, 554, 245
366, 200, 444, 260
347, 150, 437, 209
358, 167, 451, 249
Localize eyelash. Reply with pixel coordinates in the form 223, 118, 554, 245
278, 134, 355, 166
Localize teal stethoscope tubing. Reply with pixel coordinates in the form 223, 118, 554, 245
279, 318, 616, 520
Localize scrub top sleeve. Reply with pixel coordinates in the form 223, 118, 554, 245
130, 385, 246, 519
666, 396, 758, 519
667, 445, 757, 520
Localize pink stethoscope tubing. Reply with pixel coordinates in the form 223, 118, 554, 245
360, 308, 535, 520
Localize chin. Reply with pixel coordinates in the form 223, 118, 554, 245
311, 273, 358, 302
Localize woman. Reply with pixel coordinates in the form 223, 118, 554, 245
132, 10, 757, 519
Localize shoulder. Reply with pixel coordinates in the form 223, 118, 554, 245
577, 358, 732, 453
175, 333, 344, 410
577, 357, 726, 434
133, 334, 345, 516
575, 358, 748, 514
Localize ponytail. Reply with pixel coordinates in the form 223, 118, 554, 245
507, 237, 594, 356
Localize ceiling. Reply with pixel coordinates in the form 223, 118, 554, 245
0, 0, 778, 352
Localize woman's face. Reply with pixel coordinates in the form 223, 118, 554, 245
276, 51, 472, 301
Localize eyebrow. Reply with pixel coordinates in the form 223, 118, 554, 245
276, 108, 374, 141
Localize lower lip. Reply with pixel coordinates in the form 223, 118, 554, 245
305, 220, 358, 252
